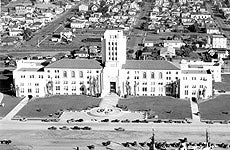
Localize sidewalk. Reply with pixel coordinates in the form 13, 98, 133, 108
189, 99, 201, 124
0, 92, 3, 104
99, 93, 120, 108
2, 97, 29, 121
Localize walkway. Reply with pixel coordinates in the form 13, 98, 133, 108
99, 93, 120, 108
2, 97, 29, 121
190, 99, 201, 124
0, 92, 3, 104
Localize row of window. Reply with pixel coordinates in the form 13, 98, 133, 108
184, 85, 205, 88
183, 77, 208, 81
21, 75, 43, 79
20, 83, 39, 86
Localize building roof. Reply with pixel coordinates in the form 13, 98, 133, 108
46, 59, 102, 69
122, 60, 180, 70
18, 68, 44, 72
181, 70, 211, 74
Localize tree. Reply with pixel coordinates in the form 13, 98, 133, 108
22, 28, 32, 41
140, 22, 148, 30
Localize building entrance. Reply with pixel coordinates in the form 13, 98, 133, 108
110, 82, 116, 93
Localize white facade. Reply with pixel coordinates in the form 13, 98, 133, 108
180, 59, 222, 82
163, 40, 185, 49
208, 35, 227, 49
13, 60, 47, 97
180, 70, 213, 99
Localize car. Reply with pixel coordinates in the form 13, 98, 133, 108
48, 126, 57, 130
220, 120, 228, 124
218, 90, 226, 93
206, 121, 214, 124
81, 126, 91, 130
114, 127, 125, 131
67, 118, 75, 123
132, 119, 140, 123
121, 119, 130, 123
59, 126, 69, 130
75, 119, 84, 122
111, 119, 120, 122
19, 118, 27, 122
139, 120, 148, 123
101, 119, 109, 122
41, 119, 50, 122
71, 126, 81, 130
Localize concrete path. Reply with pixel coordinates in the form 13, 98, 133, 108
0, 92, 3, 104
2, 97, 29, 121
190, 99, 201, 124
99, 93, 120, 108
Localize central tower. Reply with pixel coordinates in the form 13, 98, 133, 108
101, 30, 127, 96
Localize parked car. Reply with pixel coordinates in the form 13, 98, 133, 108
101, 119, 109, 122
71, 126, 81, 130
81, 126, 91, 130
59, 126, 69, 130
121, 119, 130, 123
75, 119, 84, 122
206, 121, 214, 124
67, 118, 75, 123
132, 119, 140, 123
218, 90, 226, 93
111, 119, 120, 122
140, 120, 148, 123
19, 118, 27, 122
114, 127, 125, 131
48, 126, 57, 130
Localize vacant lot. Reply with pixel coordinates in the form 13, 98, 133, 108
15, 95, 101, 118
214, 74, 230, 91
199, 95, 230, 120
0, 95, 22, 118
118, 96, 192, 120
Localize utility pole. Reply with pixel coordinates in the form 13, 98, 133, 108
149, 129, 155, 150
206, 128, 210, 147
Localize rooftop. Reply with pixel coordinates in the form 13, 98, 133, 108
46, 58, 102, 69
181, 70, 211, 74
122, 60, 180, 70
18, 68, 44, 72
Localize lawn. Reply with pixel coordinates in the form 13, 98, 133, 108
199, 95, 230, 120
214, 74, 230, 91
118, 96, 192, 120
0, 94, 22, 118
15, 95, 101, 118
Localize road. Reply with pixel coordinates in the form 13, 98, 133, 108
0, 120, 230, 150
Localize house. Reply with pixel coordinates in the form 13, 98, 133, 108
160, 47, 176, 58
190, 12, 211, 20
206, 24, 220, 34
163, 40, 185, 49
78, 4, 88, 12
1, 36, 19, 46
9, 29, 23, 36
208, 34, 227, 49
70, 19, 88, 29
90, 4, 99, 12
144, 39, 154, 47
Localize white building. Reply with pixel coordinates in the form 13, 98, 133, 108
13, 30, 213, 100
180, 70, 213, 100
208, 35, 227, 49
180, 59, 222, 82
13, 60, 47, 97
163, 40, 185, 49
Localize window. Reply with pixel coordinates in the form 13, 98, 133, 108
200, 85, 203, 88
39, 75, 43, 79
55, 81, 60, 84
64, 86, 68, 91
35, 83, 39, 86
20, 88, 24, 93
159, 72, 163, 79
35, 88, 39, 93
20, 83, 24, 86
143, 72, 146, 79
64, 81, 68, 84
30, 75, 34, 78
151, 72, 154, 79
185, 85, 188, 88
21, 75, 25, 78
151, 87, 155, 92
71, 71, 75, 78
71, 81, 76, 84
72, 86, 76, 91
142, 87, 147, 91
28, 89, 32, 93
56, 86, 60, 90
192, 85, 196, 88
185, 90, 188, 95
28, 83, 31, 86
192, 91, 196, 95
47, 70, 50, 73
79, 71, 83, 78
63, 71, 67, 78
